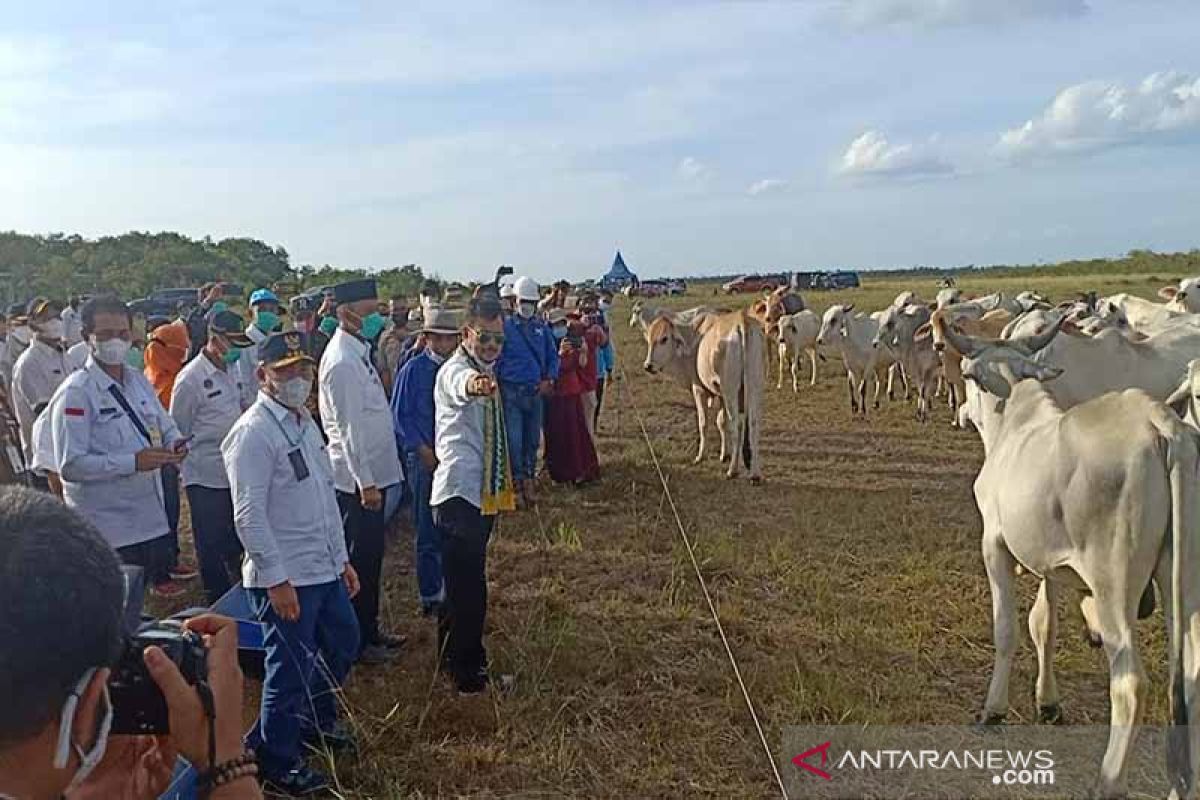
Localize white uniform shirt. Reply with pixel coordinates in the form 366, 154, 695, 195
230, 325, 268, 409
221, 391, 348, 589
318, 328, 402, 494
49, 358, 181, 550
65, 341, 90, 372
430, 349, 491, 509
11, 338, 69, 464
170, 352, 248, 489
30, 408, 54, 475
61, 306, 83, 345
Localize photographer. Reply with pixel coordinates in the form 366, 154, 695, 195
0, 485, 261, 800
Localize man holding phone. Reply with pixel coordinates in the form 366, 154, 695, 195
48, 296, 190, 599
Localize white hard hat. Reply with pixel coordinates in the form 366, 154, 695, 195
499, 282, 517, 299
513, 276, 540, 302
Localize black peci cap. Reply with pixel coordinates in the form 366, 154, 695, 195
332, 279, 378, 304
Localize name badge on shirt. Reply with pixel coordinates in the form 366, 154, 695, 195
287, 448, 310, 482
149, 426, 162, 447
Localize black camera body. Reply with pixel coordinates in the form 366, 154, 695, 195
109, 621, 208, 735
565, 334, 584, 349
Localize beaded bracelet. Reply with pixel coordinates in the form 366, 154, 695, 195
198, 751, 259, 795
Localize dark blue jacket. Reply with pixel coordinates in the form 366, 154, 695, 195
391, 349, 440, 454
497, 315, 559, 386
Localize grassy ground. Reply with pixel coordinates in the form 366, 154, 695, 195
155, 270, 1196, 798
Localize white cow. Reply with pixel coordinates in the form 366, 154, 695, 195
935, 287, 962, 308
873, 304, 940, 422
955, 325, 1200, 800
816, 304, 900, 415
775, 310, 822, 391
951, 311, 1200, 409
1159, 276, 1200, 313
1100, 292, 1195, 334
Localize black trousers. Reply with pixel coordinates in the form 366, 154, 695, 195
185, 485, 244, 604
337, 487, 388, 648
594, 376, 607, 428
117, 533, 174, 585
433, 497, 495, 691
161, 464, 181, 561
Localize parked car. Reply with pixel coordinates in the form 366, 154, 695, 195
666, 280, 687, 296
635, 280, 668, 298
722, 275, 782, 294
127, 287, 202, 317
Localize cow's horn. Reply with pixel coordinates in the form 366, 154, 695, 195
1012, 314, 1064, 354
941, 320, 979, 356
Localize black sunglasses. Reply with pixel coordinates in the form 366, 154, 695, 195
469, 328, 506, 346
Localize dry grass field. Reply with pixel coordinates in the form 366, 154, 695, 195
155, 270, 1196, 798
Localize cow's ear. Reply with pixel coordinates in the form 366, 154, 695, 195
1107, 301, 1118, 314
1166, 378, 1190, 415
1159, 286, 1179, 300
843, 303, 855, 313
914, 322, 931, 339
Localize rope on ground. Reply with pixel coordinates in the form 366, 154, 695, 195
617, 361, 789, 800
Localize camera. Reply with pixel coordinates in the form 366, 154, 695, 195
565, 334, 584, 349
109, 620, 209, 735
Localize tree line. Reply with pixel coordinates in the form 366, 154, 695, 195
0, 231, 441, 305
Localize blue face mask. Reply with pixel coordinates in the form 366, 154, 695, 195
551, 326, 568, 341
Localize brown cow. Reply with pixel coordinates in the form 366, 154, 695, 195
643, 310, 765, 482
922, 308, 1014, 422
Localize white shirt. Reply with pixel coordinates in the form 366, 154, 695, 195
49, 358, 181, 550
230, 325, 268, 409
0, 330, 30, 390
170, 351, 248, 489
222, 391, 348, 589
30, 408, 54, 474
431, 350, 491, 509
65, 341, 90, 372
61, 306, 83, 345
11, 338, 69, 464
318, 328, 402, 494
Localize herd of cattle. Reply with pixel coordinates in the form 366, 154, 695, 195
632, 278, 1200, 799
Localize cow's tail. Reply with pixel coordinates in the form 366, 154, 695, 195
739, 312, 764, 474
1164, 419, 1200, 796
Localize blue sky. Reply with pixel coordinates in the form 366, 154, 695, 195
2, 0, 1199, 282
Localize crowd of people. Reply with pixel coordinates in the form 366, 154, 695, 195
0, 272, 616, 797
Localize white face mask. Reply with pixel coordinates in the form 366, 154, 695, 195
274, 377, 312, 409
426, 349, 447, 365
516, 302, 536, 319
39, 319, 65, 340
55, 668, 113, 794
92, 336, 132, 366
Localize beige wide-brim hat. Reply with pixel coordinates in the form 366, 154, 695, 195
423, 307, 461, 335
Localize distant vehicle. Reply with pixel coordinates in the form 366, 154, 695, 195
792, 270, 860, 291
722, 275, 782, 294
635, 280, 669, 298
127, 287, 201, 317
643, 278, 686, 297
666, 279, 687, 296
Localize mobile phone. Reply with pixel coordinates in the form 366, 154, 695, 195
173, 435, 195, 452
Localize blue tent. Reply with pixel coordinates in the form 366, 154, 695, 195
599, 250, 638, 289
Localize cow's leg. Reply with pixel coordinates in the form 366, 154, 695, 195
1029, 579, 1062, 723
690, 385, 709, 465
860, 374, 871, 415
721, 389, 742, 481
716, 405, 731, 464
776, 343, 786, 390
791, 352, 800, 393
981, 529, 1018, 724
872, 368, 884, 410
886, 363, 897, 401
935, 373, 945, 398
1091, 593, 1145, 799
807, 348, 818, 386
846, 372, 858, 414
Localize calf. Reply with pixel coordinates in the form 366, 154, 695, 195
776, 310, 822, 391
873, 304, 940, 422
816, 304, 899, 415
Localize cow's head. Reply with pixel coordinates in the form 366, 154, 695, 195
1167, 359, 1200, 431
629, 300, 644, 329
1160, 277, 1200, 313
817, 304, 853, 346
955, 317, 1064, 400
643, 316, 685, 374
872, 306, 899, 351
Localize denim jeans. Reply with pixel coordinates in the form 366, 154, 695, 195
501, 381, 543, 482
246, 580, 360, 778
405, 449, 444, 607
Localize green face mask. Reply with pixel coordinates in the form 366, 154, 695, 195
254, 310, 280, 334
358, 311, 385, 341
210, 300, 229, 315
125, 346, 145, 370
222, 347, 242, 365
318, 316, 338, 336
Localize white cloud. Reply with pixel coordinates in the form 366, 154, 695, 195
997, 70, 1200, 161
838, 0, 1088, 28
747, 178, 787, 195
837, 130, 953, 178
677, 156, 711, 181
